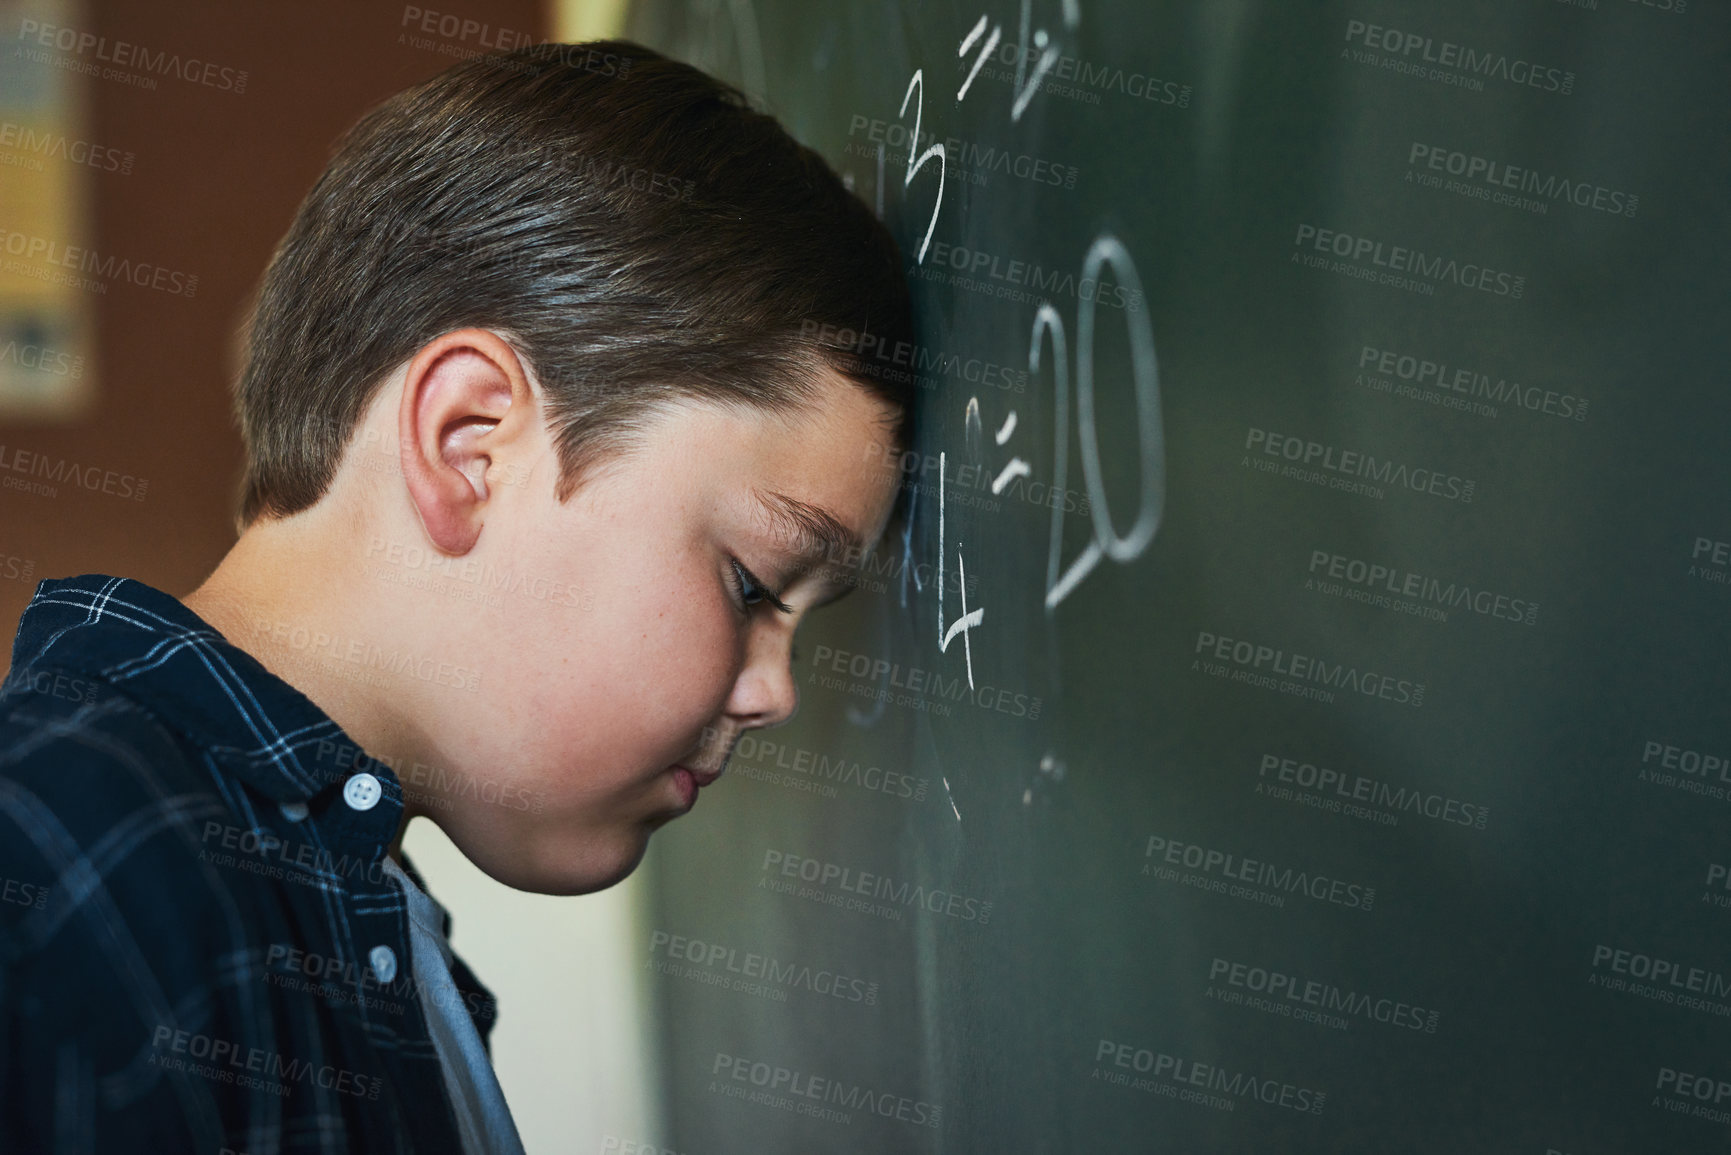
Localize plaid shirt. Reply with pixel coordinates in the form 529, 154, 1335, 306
0, 574, 498, 1155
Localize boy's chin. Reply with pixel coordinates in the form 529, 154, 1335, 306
467, 824, 653, 897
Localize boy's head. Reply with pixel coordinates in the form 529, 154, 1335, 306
213, 42, 914, 895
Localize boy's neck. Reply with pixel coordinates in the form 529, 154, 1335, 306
184, 512, 424, 858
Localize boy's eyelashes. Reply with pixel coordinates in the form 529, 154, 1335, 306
728, 558, 795, 615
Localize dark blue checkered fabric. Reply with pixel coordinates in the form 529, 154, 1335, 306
1, 575, 495, 1154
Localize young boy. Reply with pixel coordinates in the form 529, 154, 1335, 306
0, 40, 913, 1154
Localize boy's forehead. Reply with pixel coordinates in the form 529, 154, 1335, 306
725, 373, 902, 554
750, 486, 865, 561
575, 370, 900, 557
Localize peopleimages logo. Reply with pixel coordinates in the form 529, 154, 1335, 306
1307, 548, 1539, 627
1703, 864, 1731, 911
251, 618, 480, 692
731, 734, 929, 803
710, 1052, 941, 1128
0, 337, 84, 379
1207, 956, 1440, 1033
398, 5, 536, 52
0, 441, 148, 501
0, 227, 198, 297
1407, 143, 1636, 218
0, 666, 100, 707
1691, 536, 1731, 588
845, 114, 1079, 189
1695, 537, 1731, 565
863, 441, 1091, 519
1194, 627, 1427, 708
1245, 426, 1475, 504
1143, 833, 1377, 911
1092, 1038, 1327, 1114
760, 849, 993, 923
1638, 738, 1731, 803
0, 551, 35, 583
648, 930, 880, 1005
1357, 344, 1587, 423
0, 874, 48, 911
200, 820, 390, 889
0, 121, 134, 174
17, 19, 249, 93
1590, 944, 1731, 1005
1257, 752, 1492, 831
801, 321, 1029, 395
1293, 224, 1525, 299
150, 1026, 380, 1098
914, 240, 1143, 310
810, 644, 1043, 721
1655, 1066, 1731, 1128
1342, 18, 1575, 94
966, 42, 1193, 107
364, 535, 593, 611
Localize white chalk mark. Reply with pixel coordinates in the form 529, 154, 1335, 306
956, 548, 976, 688
1027, 753, 1065, 806
941, 604, 984, 651
937, 450, 945, 647
940, 608, 983, 650
994, 410, 1017, 444
1011, 0, 1061, 121
1032, 232, 1166, 612
943, 776, 961, 822
964, 395, 983, 465
959, 14, 988, 56
1077, 233, 1166, 562
990, 457, 1030, 494
1044, 539, 1102, 610
956, 17, 1001, 102
899, 71, 946, 263
1030, 303, 1079, 610
940, 540, 984, 662
1011, 44, 1058, 120
937, 452, 981, 685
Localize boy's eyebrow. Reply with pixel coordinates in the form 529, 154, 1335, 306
753, 488, 862, 564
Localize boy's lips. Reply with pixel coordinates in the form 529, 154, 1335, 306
676, 763, 723, 787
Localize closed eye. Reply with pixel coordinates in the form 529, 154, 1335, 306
730, 559, 794, 615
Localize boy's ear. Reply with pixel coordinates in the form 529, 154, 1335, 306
397, 328, 534, 555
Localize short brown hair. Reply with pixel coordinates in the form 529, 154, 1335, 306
234, 40, 913, 529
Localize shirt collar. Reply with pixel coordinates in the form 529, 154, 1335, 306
11, 574, 502, 1047
9, 574, 392, 815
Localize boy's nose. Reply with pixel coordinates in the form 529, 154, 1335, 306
726, 627, 799, 729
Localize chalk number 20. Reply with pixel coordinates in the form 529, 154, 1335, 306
1031, 235, 1166, 610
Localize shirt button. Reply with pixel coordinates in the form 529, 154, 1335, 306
370, 945, 398, 984
343, 772, 382, 811
278, 800, 309, 822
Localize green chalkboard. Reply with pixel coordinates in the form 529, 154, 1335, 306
625, 1, 1731, 1150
